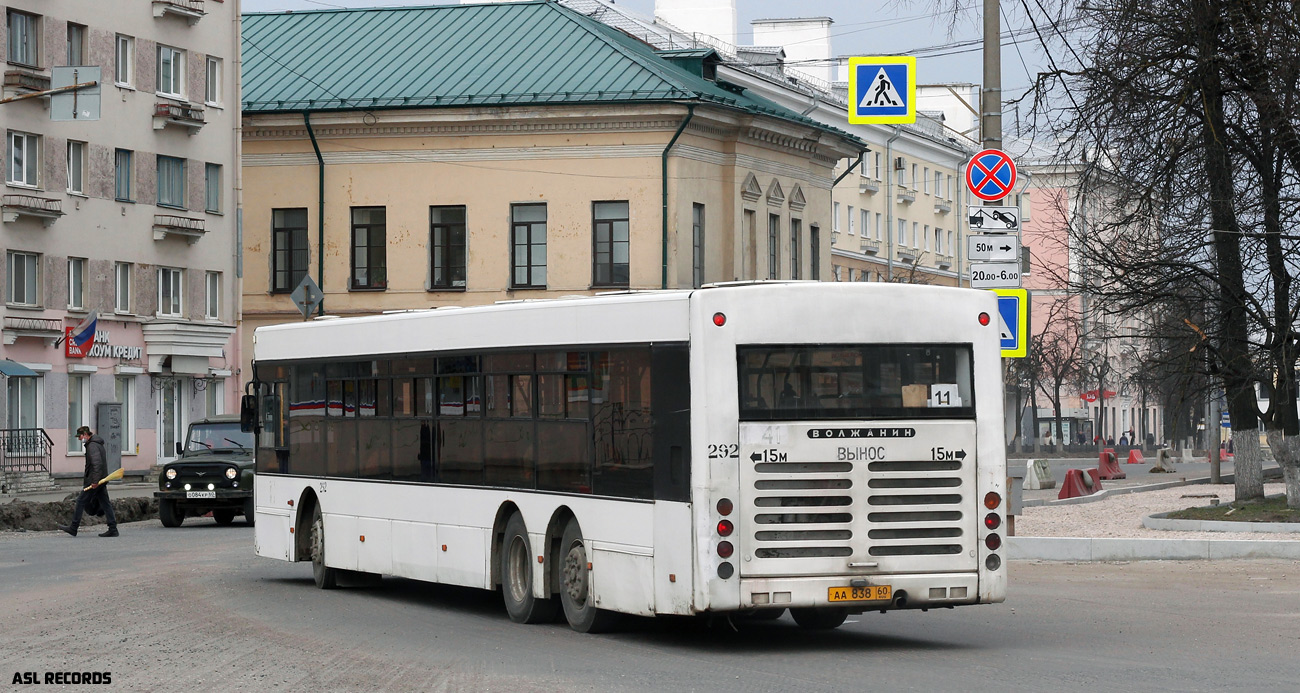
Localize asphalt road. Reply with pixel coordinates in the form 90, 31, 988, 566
2, 519, 1298, 692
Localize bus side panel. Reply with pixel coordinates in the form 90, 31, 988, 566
254, 509, 293, 561
324, 513, 359, 572
591, 547, 655, 616
391, 520, 439, 581
653, 501, 695, 615
357, 517, 393, 575
439, 524, 491, 590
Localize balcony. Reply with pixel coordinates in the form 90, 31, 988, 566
937, 253, 954, 269
896, 188, 916, 204
935, 201, 953, 215
153, 214, 206, 243
2, 317, 62, 346
153, 0, 205, 24
859, 177, 880, 194
830, 230, 841, 247
2, 194, 64, 226
2, 67, 51, 102
153, 102, 205, 133
860, 238, 881, 255
896, 247, 918, 264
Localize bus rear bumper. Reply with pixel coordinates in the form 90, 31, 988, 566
737, 572, 983, 611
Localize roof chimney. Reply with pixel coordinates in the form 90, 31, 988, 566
655, 0, 738, 49
750, 17, 833, 85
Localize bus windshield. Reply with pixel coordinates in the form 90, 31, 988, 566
738, 344, 975, 421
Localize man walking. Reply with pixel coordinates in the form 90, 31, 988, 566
59, 426, 118, 537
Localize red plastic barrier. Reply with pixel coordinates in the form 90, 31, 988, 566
1098, 451, 1126, 479
1126, 449, 1145, 465
1058, 468, 1105, 500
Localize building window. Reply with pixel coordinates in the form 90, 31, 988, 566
430, 205, 467, 290
114, 376, 135, 454
860, 210, 869, 240
157, 156, 185, 208
205, 57, 222, 106
350, 207, 387, 290
810, 225, 820, 281
272, 208, 308, 293
847, 205, 854, 235
691, 203, 705, 289
205, 163, 221, 213
832, 202, 840, 232
6, 251, 39, 307
156, 44, 185, 98
115, 149, 133, 201
875, 212, 882, 240
935, 227, 942, 254
896, 165, 904, 186
911, 164, 918, 188
948, 230, 954, 255
205, 378, 225, 417
114, 262, 132, 313
767, 214, 780, 280
924, 224, 931, 250
947, 174, 954, 200
66, 23, 85, 65
923, 167, 930, 194
6, 376, 41, 433
874, 152, 881, 179
897, 218, 906, 245
912, 222, 919, 248
935, 170, 943, 196
510, 203, 547, 289
833, 264, 842, 281
158, 267, 183, 317
7, 10, 39, 67
67, 141, 85, 194
68, 258, 85, 310
67, 375, 91, 454
593, 201, 630, 288
790, 219, 802, 280
115, 35, 134, 86
205, 271, 220, 320
7, 131, 40, 187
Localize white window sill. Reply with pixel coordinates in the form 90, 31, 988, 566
67, 191, 88, 198
155, 91, 187, 103
5, 303, 45, 311
114, 82, 135, 91
5, 182, 43, 192
204, 101, 223, 110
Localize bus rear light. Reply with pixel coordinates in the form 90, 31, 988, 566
984, 491, 1001, 509
288, 499, 294, 507
717, 519, 734, 537
713, 312, 726, 326
985, 533, 1001, 550
986, 554, 1001, 571
716, 498, 733, 516
718, 562, 734, 579
984, 513, 1001, 530
717, 541, 734, 558
978, 312, 991, 326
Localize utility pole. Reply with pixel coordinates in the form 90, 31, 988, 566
982, 0, 1002, 152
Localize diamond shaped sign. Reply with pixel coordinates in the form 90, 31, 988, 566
289, 274, 324, 320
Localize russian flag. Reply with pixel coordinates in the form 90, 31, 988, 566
71, 311, 97, 348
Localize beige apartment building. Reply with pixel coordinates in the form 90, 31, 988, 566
239, 1, 863, 375
1, 0, 241, 479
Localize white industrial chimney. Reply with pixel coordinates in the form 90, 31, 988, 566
655, 0, 738, 49
750, 17, 834, 85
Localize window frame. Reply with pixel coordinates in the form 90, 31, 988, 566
810, 225, 820, 281
7, 130, 41, 188
429, 205, 468, 291
205, 271, 221, 321
68, 257, 86, 310
272, 208, 309, 293
114, 262, 132, 314
691, 203, 705, 289
66, 140, 85, 195
66, 23, 86, 66
156, 44, 185, 99
7, 10, 40, 68
114, 34, 134, 87
510, 203, 547, 290
767, 213, 780, 280
6, 374, 43, 433
157, 155, 186, 209
350, 206, 388, 291
114, 376, 136, 455
790, 218, 802, 280
591, 200, 631, 289
205, 56, 222, 106
157, 267, 184, 318
204, 163, 222, 213
67, 374, 91, 454
115, 149, 133, 202
6, 250, 40, 307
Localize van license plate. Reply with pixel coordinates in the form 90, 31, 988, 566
828, 585, 891, 602
186, 491, 215, 499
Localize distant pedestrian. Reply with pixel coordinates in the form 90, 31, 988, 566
59, 426, 118, 538
1119, 434, 1129, 447
1106, 435, 1115, 446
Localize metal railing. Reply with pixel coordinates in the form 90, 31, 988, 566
1, 428, 53, 473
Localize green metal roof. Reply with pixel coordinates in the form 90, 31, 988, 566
241, 1, 862, 146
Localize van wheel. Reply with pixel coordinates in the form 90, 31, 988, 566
213, 509, 236, 525
310, 505, 337, 589
500, 514, 558, 623
159, 498, 184, 527
558, 518, 620, 633
790, 607, 848, 630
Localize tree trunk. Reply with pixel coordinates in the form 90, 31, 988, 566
1233, 431, 1264, 500
1265, 430, 1300, 508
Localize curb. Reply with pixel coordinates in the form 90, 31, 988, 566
1009, 536, 1300, 561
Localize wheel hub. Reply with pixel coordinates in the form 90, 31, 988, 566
563, 545, 588, 604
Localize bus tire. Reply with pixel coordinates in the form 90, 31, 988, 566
243, 497, 256, 526
310, 505, 338, 590
558, 518, 619, 633
738, 608, 786, 621
500, 514, 558, 624
159, 498, 184, 528
790, 607, 848, 630
213, 509, 236, 525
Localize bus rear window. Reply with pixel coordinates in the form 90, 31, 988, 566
738, 344, 975, 421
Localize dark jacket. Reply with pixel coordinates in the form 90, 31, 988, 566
83, 435, 108, 488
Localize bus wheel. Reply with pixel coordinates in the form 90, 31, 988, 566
500, 514, 558, 623
159, 499, 184, 527
558, 518, 619, 633
310, 505, 338, 590
790, 607, 848, 630
738, 608, 786, 621
213, 509, 236, 525
243, 497, 256, 526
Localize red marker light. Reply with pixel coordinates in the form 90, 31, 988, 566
713, 312, 727, 327
978, 312, 991, 326
716, 498, 733, 516
717, 541, 734, 558
985, 513, 1001, 530
717, 519, 734, 537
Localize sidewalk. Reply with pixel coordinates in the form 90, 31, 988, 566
1, 481, 158, 505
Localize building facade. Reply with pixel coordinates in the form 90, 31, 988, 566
239, 2, 862, 377
1, 0, 242, 477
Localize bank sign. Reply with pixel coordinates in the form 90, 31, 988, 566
67, 330, 143, 360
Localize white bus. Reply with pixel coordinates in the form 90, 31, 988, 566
246, 282, 1007, 632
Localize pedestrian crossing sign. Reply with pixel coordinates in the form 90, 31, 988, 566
992, 288, 1029, 358
848, 56, 916, 124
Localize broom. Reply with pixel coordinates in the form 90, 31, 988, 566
84, 467, 124, 491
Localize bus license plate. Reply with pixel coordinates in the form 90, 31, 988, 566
828, 585, 891, 602
186, 491, 215, 499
